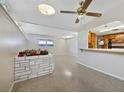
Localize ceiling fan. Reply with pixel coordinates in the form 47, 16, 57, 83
60, 0, 102, 23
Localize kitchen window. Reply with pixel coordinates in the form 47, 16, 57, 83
38, 39, 54, 48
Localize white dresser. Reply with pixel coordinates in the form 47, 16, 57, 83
14, 54, 54, 82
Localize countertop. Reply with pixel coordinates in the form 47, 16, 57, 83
80, 48, 124, 55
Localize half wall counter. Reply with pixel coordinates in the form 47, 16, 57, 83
80, 48, 124, 55
78, 48, 124, 80
14, 54, 54, 82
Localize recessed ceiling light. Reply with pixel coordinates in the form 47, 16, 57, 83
63, 35, 74, 39
38, 4, 55, 15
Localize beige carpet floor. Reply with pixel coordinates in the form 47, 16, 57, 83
12, 55, 124, 92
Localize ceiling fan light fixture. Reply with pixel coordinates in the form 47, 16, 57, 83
60, 0, 102, 24
38, 4, 55, 15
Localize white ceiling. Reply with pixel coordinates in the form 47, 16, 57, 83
19, 22, 77, 38
6, 0, 118, 32
91, 21, 124, 35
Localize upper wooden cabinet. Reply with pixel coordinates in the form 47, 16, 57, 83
88, 32, 96, 48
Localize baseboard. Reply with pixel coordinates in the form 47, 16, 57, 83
52, 54, 67, 56
77, 61, 124, 81
9, 80, 25, 92
69, 55, 78, 58
53, 54, 78, 58
9, 81, 16, 92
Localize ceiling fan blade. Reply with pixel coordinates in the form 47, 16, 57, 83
86, 12, 102, 17
60, 10, 77, 14
75, 18, 80, 23
82, 0, 92, 10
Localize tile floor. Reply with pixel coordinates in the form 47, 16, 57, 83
12, 55, 124, 92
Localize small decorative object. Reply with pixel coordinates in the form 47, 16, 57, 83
99, 40, 104, 46
18, 49, 49, 57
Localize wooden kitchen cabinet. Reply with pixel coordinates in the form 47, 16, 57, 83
88, 32, 96, 48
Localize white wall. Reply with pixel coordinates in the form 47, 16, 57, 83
78, 51, 124, 80
25, 34, 79, 57
53, 38, 67, 55
0, 6, 26, 91
66, 35, 78, 57
78, 31, 88, 49
25, 34, 67, 55
78, 1, 124, 80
